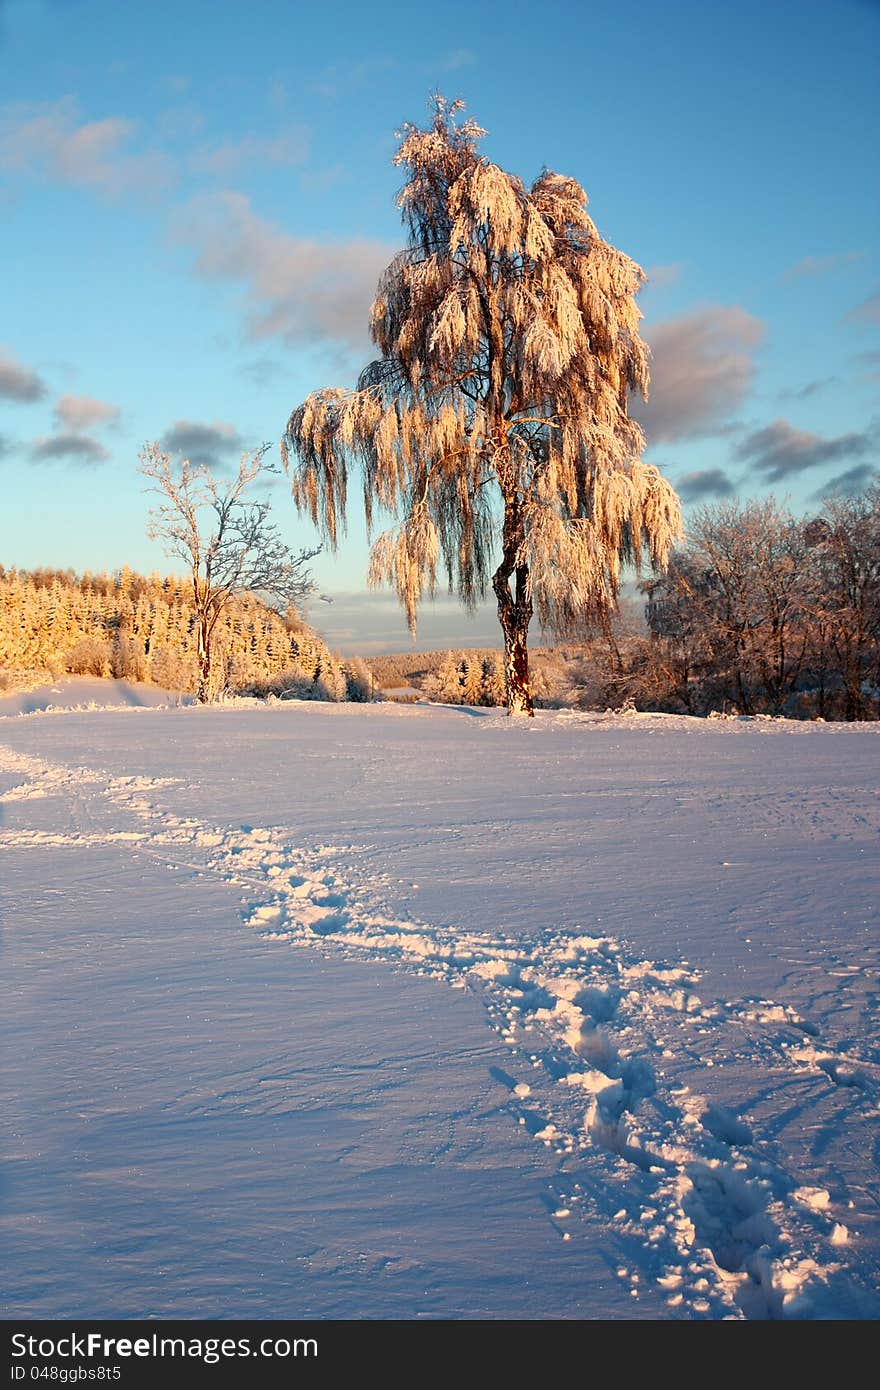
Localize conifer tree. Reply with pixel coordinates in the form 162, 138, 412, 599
433, 649, 463, 703
461, 654, 484, 705
481, 655, 505, 706
283, 97, 681, 714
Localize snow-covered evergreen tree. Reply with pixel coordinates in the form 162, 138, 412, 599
344, 657, 374, 702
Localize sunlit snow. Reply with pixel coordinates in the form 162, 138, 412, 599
1, 687, 877, 1319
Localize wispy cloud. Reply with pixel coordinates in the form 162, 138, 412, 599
312, 54, 398, 101
815, 463, 879, 498
644, 263, 682, 290
735, 418, 876, 482
240, 358, 284, 387
300, 164, 348, 193
313, 588, 499, 656
173, 191, 394, 349
0, 347, 47, 403
783, 250, 864, 281
54, 394, 121, 432
161, 74, 191, 97
675, 468, 738, 503
436, 49, 477, 71
31, 432, 110, 465
847, 288, 880, 324
0, 97, 174, 199
190, 129, 309, 177
636, 305, 764, 443
778, 377, 839, 402
159, 419, 246, 468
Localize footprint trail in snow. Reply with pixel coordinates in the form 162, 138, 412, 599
2, 743, 877, 1320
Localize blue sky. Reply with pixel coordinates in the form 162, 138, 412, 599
1, 0, 877, 653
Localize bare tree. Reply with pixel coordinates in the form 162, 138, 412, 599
804, 485, 880, 719
140, 443, 319, 702
282, 97, 681, 715
644, 502, 809, 714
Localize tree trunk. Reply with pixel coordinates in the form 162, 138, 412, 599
493, 553, 534, 717
196, 612, 211, 703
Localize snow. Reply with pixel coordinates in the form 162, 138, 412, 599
0, 675, 190, 717
1, 694, 878, 1320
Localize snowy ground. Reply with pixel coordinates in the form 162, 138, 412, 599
1, 694, 878, 1320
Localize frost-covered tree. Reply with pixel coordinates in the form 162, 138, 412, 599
283, 96, 682, 714
0, 565, 341, 698
140, 443, 319, 702
344, 656, 374, 701
646, 501, 812, 715
480, 654, 506, 707
461, 654, 484, 705
803, 485, 880, 719
434, 649, 465, 703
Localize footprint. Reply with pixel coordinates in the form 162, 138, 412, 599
701, 1102, 754, 1147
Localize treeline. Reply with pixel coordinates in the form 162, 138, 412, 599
382, 490, 880, 721
4, 489, 877, 718
0, 566, 372, 702
637, 490, 879, 719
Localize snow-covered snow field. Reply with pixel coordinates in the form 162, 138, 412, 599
1, 683, 878, 1320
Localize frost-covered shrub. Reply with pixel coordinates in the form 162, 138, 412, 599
313, 655, 347, 702
344, 657, 373, 702
110, 634, 148, 682
66, 635, 112, 677
148, 645, 196, 692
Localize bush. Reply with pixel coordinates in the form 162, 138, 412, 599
66, 635, 112, 677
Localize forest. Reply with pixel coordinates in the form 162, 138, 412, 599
0, 564, 371, 703
2, 489, 876, 720
375, 491, 880, 721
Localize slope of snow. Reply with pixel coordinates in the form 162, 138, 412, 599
1, 699, 877, 1319
0, 675, 190, 717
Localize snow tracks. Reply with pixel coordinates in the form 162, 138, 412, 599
1, 742, 876, 1320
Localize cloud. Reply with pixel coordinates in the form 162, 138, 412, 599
778, 377, 839, 401
815, 464, 879, 498
437, 49, 477, 71
190, 129, 309, 177
675, 468, 737, 503
156, 103, 206, 142
161, 75, 191, 97
160, 418, 245, 468
635, 305, 764, 443
300, 164, 348, 193
240, 358, 284, 387
313, 588, 500, 656
735, 418, 876, 482
847, 288, 880, 324
312, 54, 398, 101
31, 432, 109, 465
54, 394, 120, 432
643, 263, 682, 290
855, 349, 880, 385
783, 250, 864, 281
173, 191, 394, 349
0, 347, 47, 402
0, 97, 174, 198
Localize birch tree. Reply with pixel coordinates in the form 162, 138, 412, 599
140, 443, 319, 702
283, 97, 681, 714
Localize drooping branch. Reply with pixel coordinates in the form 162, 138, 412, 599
282, 95, 682, 713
